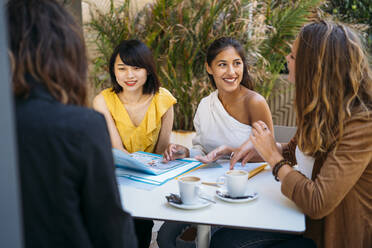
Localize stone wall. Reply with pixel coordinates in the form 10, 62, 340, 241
267, 75, 296, 127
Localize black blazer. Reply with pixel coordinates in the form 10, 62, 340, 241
15, 82, 137, 248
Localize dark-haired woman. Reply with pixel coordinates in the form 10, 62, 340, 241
158, 37, 273, 248
93, 39, 176, 248
211, 21, 372, 248
162, 37, 273, 164
93, 39, 176, 156
8, 0, 137, 247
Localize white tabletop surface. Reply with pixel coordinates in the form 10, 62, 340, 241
119, 161, 306, 234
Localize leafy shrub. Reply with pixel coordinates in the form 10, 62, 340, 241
323, 0, 372, 49
85, 0, 321, 130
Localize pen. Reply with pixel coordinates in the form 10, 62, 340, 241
201, 182, 223, 187
248, 163, 267, 179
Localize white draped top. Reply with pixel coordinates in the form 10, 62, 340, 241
189, 90, 252, 157
295, 146, 315, 179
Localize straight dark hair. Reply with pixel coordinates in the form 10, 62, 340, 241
206, 37, 254, 90
109, 40, 160, 94
7, 0, 88, 106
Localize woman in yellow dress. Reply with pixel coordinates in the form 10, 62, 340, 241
93, 39, 176, 248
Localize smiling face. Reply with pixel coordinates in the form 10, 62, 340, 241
206, 47, 244, 93
286, 38, 298, 83
114, 55, 147, 92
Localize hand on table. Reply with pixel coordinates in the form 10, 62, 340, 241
195, 145, 234, 164
229, 140, 261, 169
162, 143, 189, 162
250, 121, 283, 167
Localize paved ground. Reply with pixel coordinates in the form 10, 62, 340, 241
149, 221, 163, 248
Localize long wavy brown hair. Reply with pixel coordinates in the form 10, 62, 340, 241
295, 21, 372, 157
7, 0, 87, 106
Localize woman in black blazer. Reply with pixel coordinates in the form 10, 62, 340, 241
7, 0, 137, 247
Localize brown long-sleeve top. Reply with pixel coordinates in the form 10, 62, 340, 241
281, 113, 372, 248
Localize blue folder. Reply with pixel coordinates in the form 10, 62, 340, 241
112, 148, 198, 175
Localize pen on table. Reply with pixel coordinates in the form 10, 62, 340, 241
248, 163, 267, 179
201, 181, 223, 187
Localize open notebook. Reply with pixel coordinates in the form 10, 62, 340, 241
113, 148, 200, 175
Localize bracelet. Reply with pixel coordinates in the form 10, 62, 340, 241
272, 159, 294, 181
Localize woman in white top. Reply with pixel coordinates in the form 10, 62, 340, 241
158, 37, 273, 248
163, 37, 273, 164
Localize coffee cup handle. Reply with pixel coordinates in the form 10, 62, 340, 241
216, 176, 225, 186
196, 185, 201, 195
196, 185, 207, 198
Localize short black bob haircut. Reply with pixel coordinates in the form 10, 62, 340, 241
109, 39, 160, 94
206, 37, 254, 90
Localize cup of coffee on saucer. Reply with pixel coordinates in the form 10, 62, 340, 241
165, 176, 213, 210
217, 170, 248, 197
216, 170, 258, 202
178, 176, 202, 205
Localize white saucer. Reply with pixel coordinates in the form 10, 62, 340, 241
168, 198, 212, 210
215, 189, 259, 203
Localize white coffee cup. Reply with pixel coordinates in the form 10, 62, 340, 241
178, 176, 201, 205
217, 170, 248, 197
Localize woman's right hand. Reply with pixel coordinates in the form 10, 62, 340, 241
162, 143, 189, 162
195, 145, 234, 164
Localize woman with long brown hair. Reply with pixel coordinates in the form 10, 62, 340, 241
8, 0, 137, 247
158, 37, 273, 248
211, 21, 372, 248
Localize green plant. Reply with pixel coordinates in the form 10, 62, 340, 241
322, 0, 372, 50
85, 0, 321, 130
256, 0, 323, 98
143, 0, 271, 130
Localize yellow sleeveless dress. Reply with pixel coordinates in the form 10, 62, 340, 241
101, 87, 176, 153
